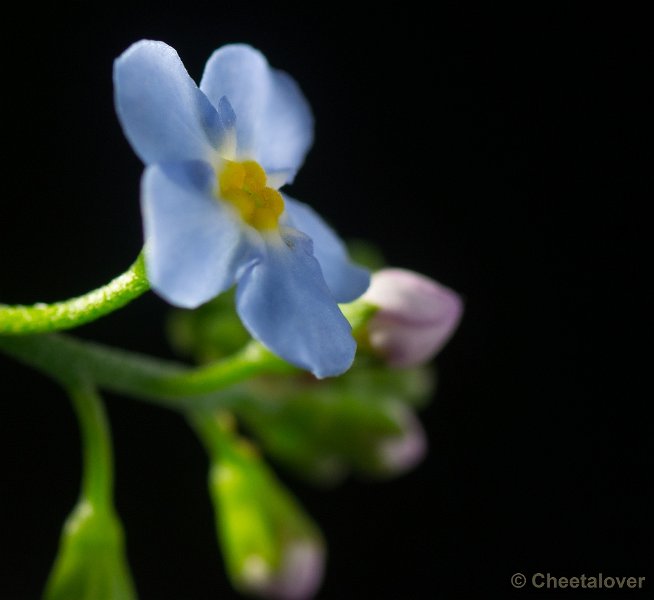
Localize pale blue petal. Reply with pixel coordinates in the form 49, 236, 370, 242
284, 197, 370, 302
236, 230, 355, 378
142, 160, 255, 308
200, 45, 314, 178
114, 40, 225, 164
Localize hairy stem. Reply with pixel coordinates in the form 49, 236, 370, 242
0, 253, 149, 334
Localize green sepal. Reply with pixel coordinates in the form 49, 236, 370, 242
43, 500, 137, 600
338, 299, 378, 339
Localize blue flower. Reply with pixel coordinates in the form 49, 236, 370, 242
113, 41, 369, 377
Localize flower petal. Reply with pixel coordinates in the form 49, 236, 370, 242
114, 40, 225, 164
142, 160, 255, 308
200, 45, 314, 178
236, 230, 355, 378
284, 197, 370, 302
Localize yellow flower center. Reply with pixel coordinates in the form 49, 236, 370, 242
218, 160, 284, 231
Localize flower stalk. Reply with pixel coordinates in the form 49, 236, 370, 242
0, 253, 149, 335
68, 381, 115, 509
0, 334, 295, 411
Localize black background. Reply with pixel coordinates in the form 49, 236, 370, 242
0, 3, 650, 599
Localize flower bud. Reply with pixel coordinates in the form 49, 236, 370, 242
200, 415, 325, 599
239, 366, 433, 484
43, 500, 137, 600
362, 268, 463, 367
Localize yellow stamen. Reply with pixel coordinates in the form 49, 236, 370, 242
218, 160, 284, 231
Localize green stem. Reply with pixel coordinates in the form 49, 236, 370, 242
67, 381, 114, 508
0, 253, 149, 334
0, 334, 296, 411
189, 409, 234, 459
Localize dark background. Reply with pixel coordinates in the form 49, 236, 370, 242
0, 3, 650, 599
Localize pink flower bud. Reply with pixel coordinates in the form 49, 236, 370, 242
241, 540, 325, 600
362, 269, 463, 367
377, 404, 428, 474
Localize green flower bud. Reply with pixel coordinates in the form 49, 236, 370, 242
198, 413, 325, 599
43, 500, 137, 600
238, 362, 434, 484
